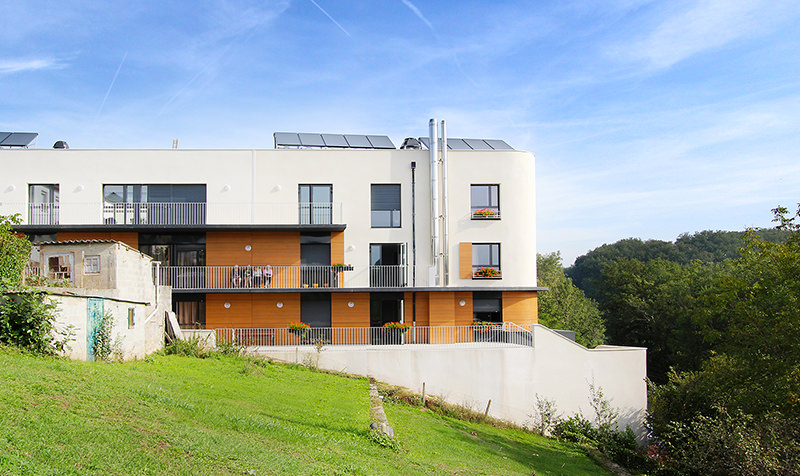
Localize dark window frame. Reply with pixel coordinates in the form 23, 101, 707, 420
371, 184, 401, 228
472, 243, 501, 279
470, 184, 500, 220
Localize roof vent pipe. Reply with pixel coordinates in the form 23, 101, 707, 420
429, 119, 440, 286
53, 141, 68, 149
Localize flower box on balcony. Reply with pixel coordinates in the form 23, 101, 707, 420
473, 267, 501, 279
332, 263, 354, 271
472, 208, 500, 219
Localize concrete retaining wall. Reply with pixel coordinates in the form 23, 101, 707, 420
255, 324, 647, 437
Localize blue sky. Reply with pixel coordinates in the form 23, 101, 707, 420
2, 0, 799, 265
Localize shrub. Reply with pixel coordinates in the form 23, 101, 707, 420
92, 311, 115, 361
0, 291, 68, 354
162, 335, 212, 358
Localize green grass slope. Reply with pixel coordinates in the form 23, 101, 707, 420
0, 347, 608, 475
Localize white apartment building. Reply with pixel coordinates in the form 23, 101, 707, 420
1, 121, 541, 336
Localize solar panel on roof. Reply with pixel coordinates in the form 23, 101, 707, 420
366, 135, 395, 149
274, 132, 302, 147
321, 134, 349, 147
0, 132, 37, 147
484, 139, 513, 150
0, 132, 11, 143
417, 137, 515, 151
344, 135, 372, 148
298, 133, 326, 147
446, 138, 471, 150
463, 139, 493, 150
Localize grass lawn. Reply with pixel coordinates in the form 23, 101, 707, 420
0, 346, 609, 475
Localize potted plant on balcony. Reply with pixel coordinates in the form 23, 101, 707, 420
472, 320, 502, 342
473, 267, 501, 278
288, 322, 310, 339
381, 321, 411, 345
472, 208, 498, 219
332, 263, 354, 271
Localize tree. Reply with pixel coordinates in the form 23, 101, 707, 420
648, 205, 800, 474
0, 214, 32, 290
537, 252, 605, 348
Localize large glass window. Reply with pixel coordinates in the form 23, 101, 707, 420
472, 243, 501, 278
371, 184, 401, 228
103, 184, 206, 224
28, 184, 59, 225
471, 184, 500, 219
298, 184, 333, 224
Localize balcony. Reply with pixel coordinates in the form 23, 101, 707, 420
0, 202, 344, 226
369, 265, 408, 287
157, 265, 348, 290
212, 323, 534, 347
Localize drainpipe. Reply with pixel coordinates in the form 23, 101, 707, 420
440, 120, 449, 286
411, 161, 417, 335
429, 119, 440, 286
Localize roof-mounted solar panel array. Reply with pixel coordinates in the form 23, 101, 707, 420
418, 137, 513, 151
274, 132, 395, 149
0, 132, 38, 148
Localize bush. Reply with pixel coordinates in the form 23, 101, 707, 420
0, 291, 68, 354
92, 311, 115, 361
552, 414, 597, 445
162, 336, 213, 358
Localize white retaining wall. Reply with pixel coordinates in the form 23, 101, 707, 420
256, 324, 647, 438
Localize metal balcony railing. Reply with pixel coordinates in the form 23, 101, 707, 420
158, 265, 347, 289
0, 202, 344, 226
369, 265, 408, 287
214, 323, 534, 347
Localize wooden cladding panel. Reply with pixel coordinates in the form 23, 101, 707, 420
331, 231, 344, 265
404, 292, 430, 328
459, 242, 472, 279
206, 294, 252, 329
428, 293, 455, 344
207, 232, 254, 266
331, 293, 369, 327
252, 232, 300, 266
252, 293, 300, 328
56, 232, 138, 249
454, 292, 473, 327
207, 232, 300, 266
331, 293, 369, 344
502, 291, 539, 326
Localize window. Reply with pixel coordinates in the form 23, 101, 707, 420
103, 184, 206, 225
127, 308, 135, 328
28, 184, 59, 225
298, 184, 333, 224
371, 184, 401, 228
472, 243, 501, 278
46, 253, 73, 283
84, 255, 101, 274
473, 291, 502, 323
471, 184, 500, 219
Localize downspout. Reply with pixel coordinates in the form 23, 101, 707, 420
411, 161, 417, 339
440, 120, 449, 286
429, 119, 440, 286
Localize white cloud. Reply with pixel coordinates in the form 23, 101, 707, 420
617, 0, 800, 69
0, 58, 62, 75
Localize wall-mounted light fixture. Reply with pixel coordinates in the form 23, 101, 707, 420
276, 302, 284, 308
222, 184, 231, 192
348, 301, 355, 308
245, 245, 252, 251
347, 245, 356, 252
74, 185, 84, 192
273, 185, 282, 192
5, 185, 15, 192
224, 302, 231, 309
459, 300, 466, 307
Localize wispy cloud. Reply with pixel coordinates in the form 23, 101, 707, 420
0, 58, 62, 75
96, 52, 128, 119
617, 0, 800, 69
308, 0, 351, 38
400, 0, 434, 32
